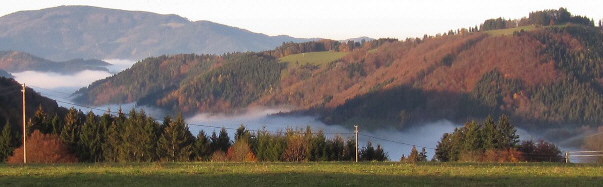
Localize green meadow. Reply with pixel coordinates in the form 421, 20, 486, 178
0, 162, 601, 186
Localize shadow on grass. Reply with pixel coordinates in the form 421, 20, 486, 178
0, 171, 601, 186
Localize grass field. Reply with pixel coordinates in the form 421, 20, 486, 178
1, 162, 602, 186
279, 51, 348, 66
485, 25, 538, 36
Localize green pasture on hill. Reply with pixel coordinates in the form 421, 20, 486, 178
0, 162, 601, 186
279, 51, 348, 66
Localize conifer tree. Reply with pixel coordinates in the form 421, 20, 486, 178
29, 106, 52, 134
50, 114, 62, 135
79, 111, 103, 162
217, 128, 231, 153
61, 108, 80, 150
193, 130, 211, 161
497, 115, 519, 148
157, 114, 195, 161
0, 122, 16, 161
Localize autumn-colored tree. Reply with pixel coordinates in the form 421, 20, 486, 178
8, 130, 77, 163
282, 135, 307, 162
226, 139, 257, 162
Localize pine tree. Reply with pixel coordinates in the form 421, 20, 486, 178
60, 108, 80, 150
497, 115, 519, 148
50, 114, 62, 135
79, 111, 104, 162
217, 128, 231, 153
193, 130, 211, 161
463, 120, 483, 151
481, 116, 497, 150
29, 106, 52, 134
374, 144, 388, 161
0, 122, 16, 161
360, 141, 376, 161
157, 114, 195, 162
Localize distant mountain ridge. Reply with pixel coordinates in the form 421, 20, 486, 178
0, 50, 110, 73
0, 6, 312, 61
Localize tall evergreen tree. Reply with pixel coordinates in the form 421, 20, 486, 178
216, 128, 231, 153
29, 106, 52, 134
60, 108, 80, 150
193, 130, 211, 161
497, 115, 519, 148
50, 114, 62, 135
157, 114, 195, 162
79, 111, 104, 162
0, 122, 16, 161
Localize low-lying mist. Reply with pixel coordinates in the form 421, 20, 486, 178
12, 70, 112, 89
186, 109, 459, 160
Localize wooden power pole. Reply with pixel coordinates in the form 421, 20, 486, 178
354, 125, 359, 162
21, 83, 26, 164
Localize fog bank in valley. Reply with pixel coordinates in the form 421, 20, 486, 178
186, 109, 459, 160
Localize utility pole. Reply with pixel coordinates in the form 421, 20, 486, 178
21, 83, 26, 164
354, 125, 359, 162
565, 152, 569, 164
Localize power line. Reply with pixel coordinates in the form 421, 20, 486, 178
361, 134, 436, 150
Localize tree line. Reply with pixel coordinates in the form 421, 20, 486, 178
0, 107, 389, 163
435, 115, 563, 162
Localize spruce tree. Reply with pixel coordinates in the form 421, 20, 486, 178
29, 106, 52, 134
50, 114, 62, 135
157, 114, 195, 162
217, 128, 231, 153
193, 130, 211, 161
60, 108, 80, 150
481, 116, 498, 150
79, 111, 103, 162
497, 115, 519, 148
0, 122, 16, 161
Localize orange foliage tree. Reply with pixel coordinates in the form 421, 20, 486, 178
8, 130, 77, 164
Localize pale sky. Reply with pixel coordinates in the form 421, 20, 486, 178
1, 0, 601, 40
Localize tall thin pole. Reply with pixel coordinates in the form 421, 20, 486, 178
21, 83, 26, 164
354, 125, 359, 162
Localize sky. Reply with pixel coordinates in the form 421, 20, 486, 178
1, 0, 602, 41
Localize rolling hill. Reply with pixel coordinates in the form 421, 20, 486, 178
0, 6, 311, 61
0, 51, 110, 73
74, 9, 603, 129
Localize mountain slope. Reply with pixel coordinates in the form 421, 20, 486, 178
0, 51, 110, 73
0, 77, 67, 129
0, 6, 310, 61
75, 24, 603, 129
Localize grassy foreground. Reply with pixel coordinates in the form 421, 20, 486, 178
0, 162, 602, 186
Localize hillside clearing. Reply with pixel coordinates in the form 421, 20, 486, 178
279, 51, 348, 66
0, 162, 601, 186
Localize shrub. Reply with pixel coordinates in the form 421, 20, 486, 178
8, 130, 77, 163
210, 151, 227, 162
226, 140, 257, 162
282, 135, 307, 162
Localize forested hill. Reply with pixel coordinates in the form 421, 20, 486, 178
0, 51, 110, 73
75, 8, 603, 129
0, 6, 310, 61
0, 77, 67, 131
